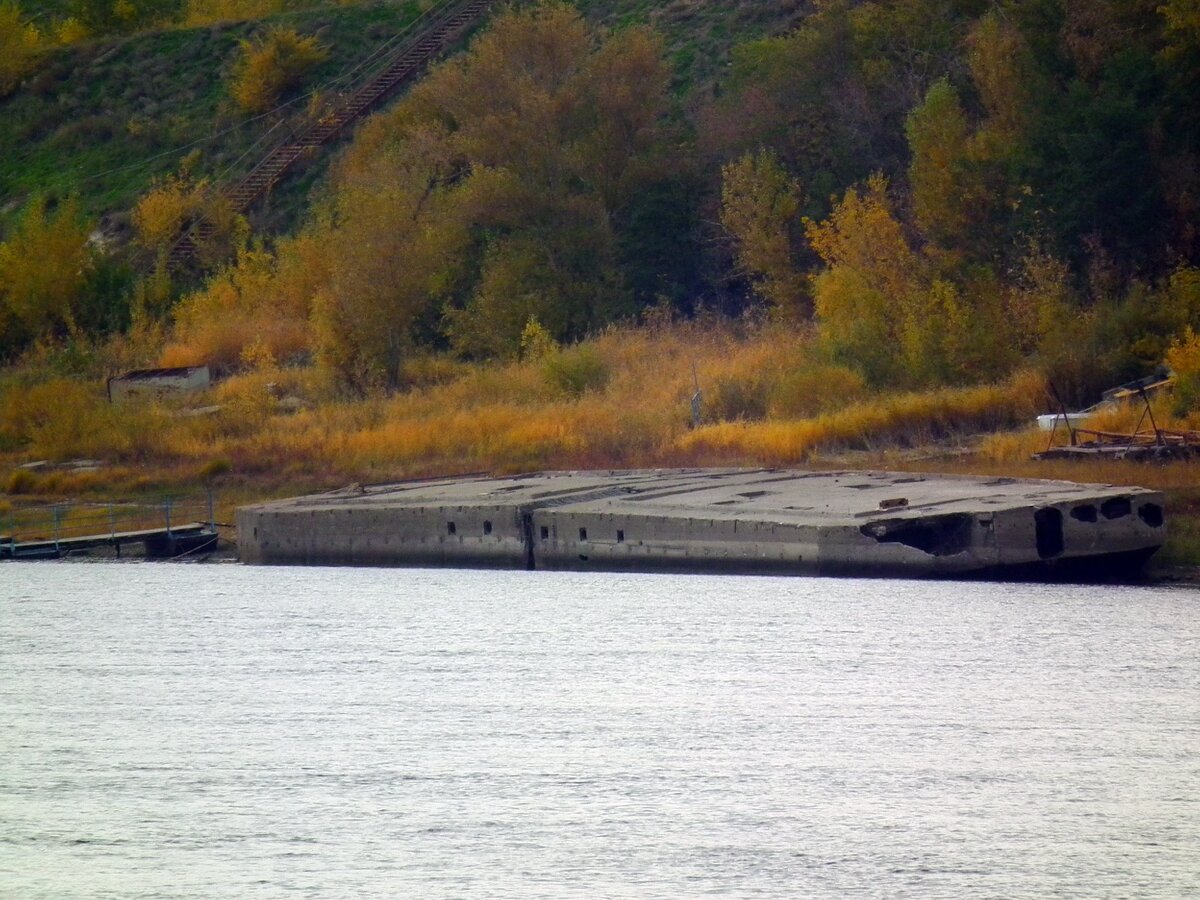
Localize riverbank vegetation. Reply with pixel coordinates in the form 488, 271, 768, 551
4, 1, 1200, 570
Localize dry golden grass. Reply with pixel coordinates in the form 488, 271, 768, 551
2, 321, 1196, 519
675, 370, 1048, 465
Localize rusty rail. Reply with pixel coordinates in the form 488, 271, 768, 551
1, 492, 219, 559
170, 0, 494, 266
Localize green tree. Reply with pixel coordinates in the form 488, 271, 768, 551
905, 79, 973, 248
313, 1, 671, 370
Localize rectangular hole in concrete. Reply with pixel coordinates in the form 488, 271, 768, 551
1101, 497, 1132, 520
579, 527, 588, 541
1035, 508, 1064, 559
540, 526, 549, 540
483, 520, 492, 535
617, 530, 624, 543
1139, 503, 1164, 527
1071, 505, 1097, 523
447, 521, 456, 535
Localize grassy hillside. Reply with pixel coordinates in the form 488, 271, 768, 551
1, 0, 807, 239
575, 0, 808, 93
1, 0, 431, 235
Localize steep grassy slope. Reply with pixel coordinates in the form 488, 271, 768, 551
577, 0, 808, 94
1, 0, 808, 239
0, 0, 428, 233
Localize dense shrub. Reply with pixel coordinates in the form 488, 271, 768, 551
542, 345, 610, 398
707, 372, 771, 422
228, 27, 328, 114
769, 365, 867, 419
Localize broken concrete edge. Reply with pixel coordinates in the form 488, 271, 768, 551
234, 468, 1166, 583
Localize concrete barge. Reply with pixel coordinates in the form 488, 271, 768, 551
236, 469, 1166, 580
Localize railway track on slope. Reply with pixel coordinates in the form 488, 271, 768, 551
169, 0, 494, 267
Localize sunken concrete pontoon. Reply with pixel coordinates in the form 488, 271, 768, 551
237, 469, 1166, 580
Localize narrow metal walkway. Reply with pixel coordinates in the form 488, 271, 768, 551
170, 0, 494, 266
2, 495, 219, 560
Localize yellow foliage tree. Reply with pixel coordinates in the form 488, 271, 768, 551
163, 244, 305, 370
132, 176, 246, 270
54, 17, 89, 44
0, 197, 92, 354
805, 174, 922, 305
133, 176, 194, 257
805, 175, 1000, 385
720, 150, 808, 317
1166, 327, 1200, 415
966, 12, 1037, 150
325, 1, 665, 364
228, 27, 328, 114
0, 2, 40, 97
165, 2, 670, 384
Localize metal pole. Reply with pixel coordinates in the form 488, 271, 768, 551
207, 487, 215, 530
165, 497, 173, 536
53, 505, 61, 555
1138, 384, 1162, 446
1048, 382, 1076, 447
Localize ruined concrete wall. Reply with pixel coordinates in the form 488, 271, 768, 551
530, 511, 824, 574
235, 474, 1167, 580
236, 503, 528, 568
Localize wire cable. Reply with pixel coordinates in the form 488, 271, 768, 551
68, 0, 459, 187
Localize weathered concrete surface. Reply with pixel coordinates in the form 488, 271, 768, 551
236, 469, 1166, 580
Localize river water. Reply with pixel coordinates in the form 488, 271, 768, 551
2, 564, 1198, 898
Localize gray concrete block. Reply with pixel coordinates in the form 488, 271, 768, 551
236, 469, 1166, 581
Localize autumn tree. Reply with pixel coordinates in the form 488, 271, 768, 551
804, 175, 1018, 385
904, 79, 972, 249
0, 197, 93, 357
304, 1, 671, 378
311, 123, 470, 387
229, 27, 328, 114
720, 150, 808, 316
0, 2, 40, 97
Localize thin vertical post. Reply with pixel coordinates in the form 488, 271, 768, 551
1138, 384, 1162, 446
164, 497, 173, 536
53, 505, 61, 554
109, 504, 118, 557
207, 487, 215, 531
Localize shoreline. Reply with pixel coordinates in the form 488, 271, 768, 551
16, 546, 1200, 587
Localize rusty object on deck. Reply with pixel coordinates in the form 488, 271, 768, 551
1035, 379, 1199, 461
1034, 427, 1200, 461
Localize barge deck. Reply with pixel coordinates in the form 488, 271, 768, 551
236, 469, 1165, 581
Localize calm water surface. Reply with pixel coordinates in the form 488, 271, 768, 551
2, 564, 1199, 898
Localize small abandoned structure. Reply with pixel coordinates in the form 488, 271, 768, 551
107, 366, 211, 402
237, 469, 1166, 581
1035, 369, 1199, 460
